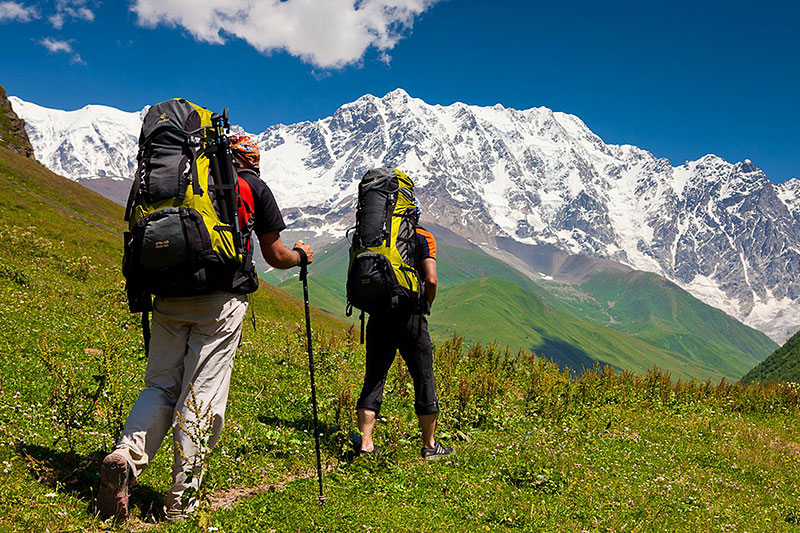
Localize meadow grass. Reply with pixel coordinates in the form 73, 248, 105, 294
2, 235, 800, 533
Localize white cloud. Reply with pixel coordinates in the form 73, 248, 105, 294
0, 1, 38, 22
40, 36, 73, 53
50, 0, 95, 29
39, 36, 86, 64
48, 12, 63, 27
130, 0, 440, 69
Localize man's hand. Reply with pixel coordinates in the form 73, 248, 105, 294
293, 240, 314, 265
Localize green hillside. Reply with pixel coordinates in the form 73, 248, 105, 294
432, 277, 736, 381
279, 237, 775, 380
439, 244, 777, 377
579, 270, 777, 379
274, 239, 352, 317
740, 329, 800, 384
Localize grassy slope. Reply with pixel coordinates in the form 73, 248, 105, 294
741, 329, 800, 384
0, 145, 350, 531
432, 278, 732, 381
1, 146, 800, 532
580, 270, 777, 379
279, 238, 775, 380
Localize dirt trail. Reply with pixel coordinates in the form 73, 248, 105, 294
117, 466, 332, 531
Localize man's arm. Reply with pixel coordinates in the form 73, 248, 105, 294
259, 231, 313, 269
422, 257, 437, 309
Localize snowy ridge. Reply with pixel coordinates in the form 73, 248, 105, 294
8, 96, 146, 181
11, 90, 800, 342
255, 90, 800, 342
777, 178, 800, 218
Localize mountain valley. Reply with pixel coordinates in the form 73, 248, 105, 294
8, 88, 795, 379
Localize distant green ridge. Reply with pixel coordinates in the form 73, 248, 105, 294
740, 329, 800, 384
279, 236, 776, 381
578, 270, 776, 379
431, 277, 732, 381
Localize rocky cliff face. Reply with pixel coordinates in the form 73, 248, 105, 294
10, 90, 800, 342
0, 85, 34, 158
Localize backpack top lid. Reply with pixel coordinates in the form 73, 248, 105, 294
354, 167, 418, 248
361, 167, 414, 192
140, 98, 211, 141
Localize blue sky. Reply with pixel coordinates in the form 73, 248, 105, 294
1, 0, 798, 182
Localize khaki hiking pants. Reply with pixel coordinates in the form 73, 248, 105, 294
114, 291, 248, 518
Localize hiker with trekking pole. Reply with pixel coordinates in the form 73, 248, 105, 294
346, 167, 454, 460
99, 99, 313, 522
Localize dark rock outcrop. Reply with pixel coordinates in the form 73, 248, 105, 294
0, 84, 35, 158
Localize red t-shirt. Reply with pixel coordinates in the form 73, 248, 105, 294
236, 169, 286, 238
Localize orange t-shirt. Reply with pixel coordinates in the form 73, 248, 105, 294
416, 226, 437, 262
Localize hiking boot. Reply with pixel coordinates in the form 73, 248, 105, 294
98, 452, 131, 521
357, 446, 381, 457
164, 509, 188, 523
421, 441, 455, 460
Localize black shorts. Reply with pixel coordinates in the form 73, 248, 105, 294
355, 310, 439, 416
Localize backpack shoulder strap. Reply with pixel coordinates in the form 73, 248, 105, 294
124, 138, 146, 222
124, 168, 141, 222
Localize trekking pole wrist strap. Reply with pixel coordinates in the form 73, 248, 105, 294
293, 247, 308, 267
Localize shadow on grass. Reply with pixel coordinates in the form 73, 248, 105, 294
531, 333, 596, 376
16, 442, 165, 522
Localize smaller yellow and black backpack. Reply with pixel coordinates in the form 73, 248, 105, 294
346, 167, 424, 318
123, 98, 244, 313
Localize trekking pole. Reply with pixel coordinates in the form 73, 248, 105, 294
297, 250, 326, 504
210, 110, 243, 255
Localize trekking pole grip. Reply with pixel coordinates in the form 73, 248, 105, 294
294, 247, 308, 281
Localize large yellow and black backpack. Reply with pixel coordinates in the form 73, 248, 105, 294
123, 98, 245, 314
346, 167, 423, 317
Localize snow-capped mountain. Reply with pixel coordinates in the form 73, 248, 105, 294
255, 90, 800, 343
10, 90, 800, 343
7, 96, 145, 182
